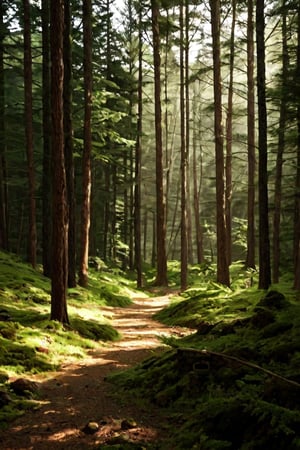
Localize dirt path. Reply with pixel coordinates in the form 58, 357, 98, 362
0, 295, 189, 449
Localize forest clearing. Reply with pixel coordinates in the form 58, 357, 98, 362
0, 252, 300, 449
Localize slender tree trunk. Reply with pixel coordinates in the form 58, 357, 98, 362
42, 0, 52, 277
180, 0, 188, 290
256, 0, 271, 289
246, 0, 256, 270
63, 0, 76, 288
0, 2, 8, 250
273, 0, 288, 283
192, 83, 204, 264
151, 0, 168, 286
23, 0, 37, 268
134, 3, 143, 288
225, 0, 236, 266
210, 0, 230, 286
293, 6, 300, 289
78, 0, 93, 287
50, 0, 69, 324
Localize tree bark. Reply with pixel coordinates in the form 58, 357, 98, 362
0, 2, 8, 250
78, 0, 93, 287
210, 0, 230, 286
225, 0, 236, 266
151, 0, 168, 286
50, 0, 69, 324
256, 0, 271, 289
134, 2, 143, 288
273, 0, 288, 283
293, 5, 300, 290
245, 0, 256, 270
23, 0, 37, 268
180, 0, 188, 290
41, 0, 52, 277
63, 0, 76, 288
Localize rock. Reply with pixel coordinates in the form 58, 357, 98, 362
10, 378, 39, 396
82, 421, 99, 434
0, 389, 12, 407
251, 308, 275, 328
256, 290, 289, 310
121, 418, 137, 430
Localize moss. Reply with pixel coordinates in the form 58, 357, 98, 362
71, 317, 121, 341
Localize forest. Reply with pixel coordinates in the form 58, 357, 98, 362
0, 0, 300, 448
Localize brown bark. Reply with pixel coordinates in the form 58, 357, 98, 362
78, 0, 93, 287
50, 0, 69, 324
245, 0, 256, 270
64, 0, 76, 288
0, 2, 8, 250
210, 0, 230, 286
41, 0, 52, 277
256, 0, 271, 289
225, 0, 236, 266
293, 6, 300, 290
151, 0, 168, 286
134, 2, 143, 288
180, 0, 188, 290
273, 0, 288, 283
23, 0, 37, 268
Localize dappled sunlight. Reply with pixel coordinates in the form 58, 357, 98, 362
0, 294, 188, 449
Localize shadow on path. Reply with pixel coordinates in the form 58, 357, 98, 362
0, 295, 193, 449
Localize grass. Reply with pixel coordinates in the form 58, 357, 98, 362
108, 262, 300, 450
0, 250, 137, 429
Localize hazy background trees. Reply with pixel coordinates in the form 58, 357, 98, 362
0, 0, 300, 306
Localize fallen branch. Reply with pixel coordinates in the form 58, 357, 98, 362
176, 347, 300, 389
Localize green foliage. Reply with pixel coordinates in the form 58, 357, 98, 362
109, 262, 300, 449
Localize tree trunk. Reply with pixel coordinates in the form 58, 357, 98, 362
293, 6, 300, 290
78, 0, 93, 287
151, 0, 168, 286
180, 0, 188, 290
63, 0, 76, 288
41, 0, 52, 277
256, 0, 271, 289
23, 0, 37, 268
0, 2, 8, 250
50, 0, 69, 324
225, 0, 236, 266
134, 2, 143, 288
192, 82, 204, 264
210, 0, 230, 286
245, 0, 256, 270
273, 0, 288, 283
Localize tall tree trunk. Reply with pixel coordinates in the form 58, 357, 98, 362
225, 0, 236, 266
210, 0, 230, 286
273, 0, 288, 283
63, 0, 76, 288
0, 2, 8, 250
256, 0, 271, 289
151, 0, 168, 286
23, 0, 37, 268
192, 82, 204, 264
134, 2, 143, 288
180, 0, 188, 290
78, 0, 93, 287
246, 0, 256, 270
42, 0, 52, 277
293, 5, 300, 289
50, 0, 69, 324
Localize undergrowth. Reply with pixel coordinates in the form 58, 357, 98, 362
109, 262, 300, 449
0, 250, 136, 429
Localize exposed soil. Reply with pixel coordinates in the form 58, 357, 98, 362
0, 294, 191, 449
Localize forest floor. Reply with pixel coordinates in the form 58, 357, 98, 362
0, 293, 191, 449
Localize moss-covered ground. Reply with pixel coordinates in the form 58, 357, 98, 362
109, 262, 300, 450
0, 251, 135, 429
